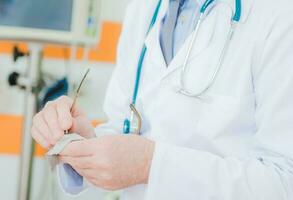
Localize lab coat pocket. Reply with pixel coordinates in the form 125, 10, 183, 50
196, 93, 256, 140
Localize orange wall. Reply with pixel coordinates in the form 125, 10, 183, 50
0, 115, 23, 155
0, 21, 120, 157
0, 21, 122, 63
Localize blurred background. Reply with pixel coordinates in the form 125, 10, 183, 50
0, 0, 131, 199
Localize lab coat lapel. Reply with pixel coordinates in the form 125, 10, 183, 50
222, 0, 253, 23
161, 0, 254, 79
162, 4, 217, 79
144, 0, 169, 69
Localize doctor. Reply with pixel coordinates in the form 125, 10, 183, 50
31, 0, 293, 199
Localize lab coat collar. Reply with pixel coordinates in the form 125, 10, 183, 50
143, 0, 206, 70
162, 0, 254, 78
168, 0, 253, 23
218, 0, 253, 23
144, 0, 169, 69
163, 0, 254, 78
144, 0, 254, 78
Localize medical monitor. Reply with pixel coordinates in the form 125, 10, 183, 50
0, 0, 101, 45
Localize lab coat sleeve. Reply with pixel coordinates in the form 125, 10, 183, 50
145, 8, 293, 200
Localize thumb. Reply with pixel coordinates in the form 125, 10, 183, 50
70, 116, 95, 138
56, 96, 73, 130
60, 140, 92, 157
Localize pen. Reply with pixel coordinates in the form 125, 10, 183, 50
64, 68, 91, 134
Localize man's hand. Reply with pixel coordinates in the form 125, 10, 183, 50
31, 96, 95, 149
59, 135, 155, 191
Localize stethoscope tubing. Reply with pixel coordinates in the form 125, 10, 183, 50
124, 0, 242, 134
178, 21, 237, 98
179, 13, 204, 95
131, 0, 163, 106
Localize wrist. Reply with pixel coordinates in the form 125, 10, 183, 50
141, 139, 155, 184
80, 123, 96, 139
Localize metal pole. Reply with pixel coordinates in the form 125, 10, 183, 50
17, 43, 43, 200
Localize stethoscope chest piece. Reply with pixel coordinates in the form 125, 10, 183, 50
123, 104, 142, 135
123, 119, 131, 134
122, 0, 242, 134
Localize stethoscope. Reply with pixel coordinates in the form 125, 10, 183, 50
123, 0, 242, 135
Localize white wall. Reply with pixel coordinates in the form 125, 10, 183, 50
0, 0, 130, 199
101, 0, 130, 22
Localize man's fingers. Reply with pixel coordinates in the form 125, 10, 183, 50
56, 96, 73, 131
43, 105, 64, 143
59, 140, 93, 157
70, 116, 94, 138
33, 113, 54, 145
31, 126, 51, 149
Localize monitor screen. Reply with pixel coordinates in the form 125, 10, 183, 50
0, 0, 73, 31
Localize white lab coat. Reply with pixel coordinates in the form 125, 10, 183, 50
59, 0, 293, 199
